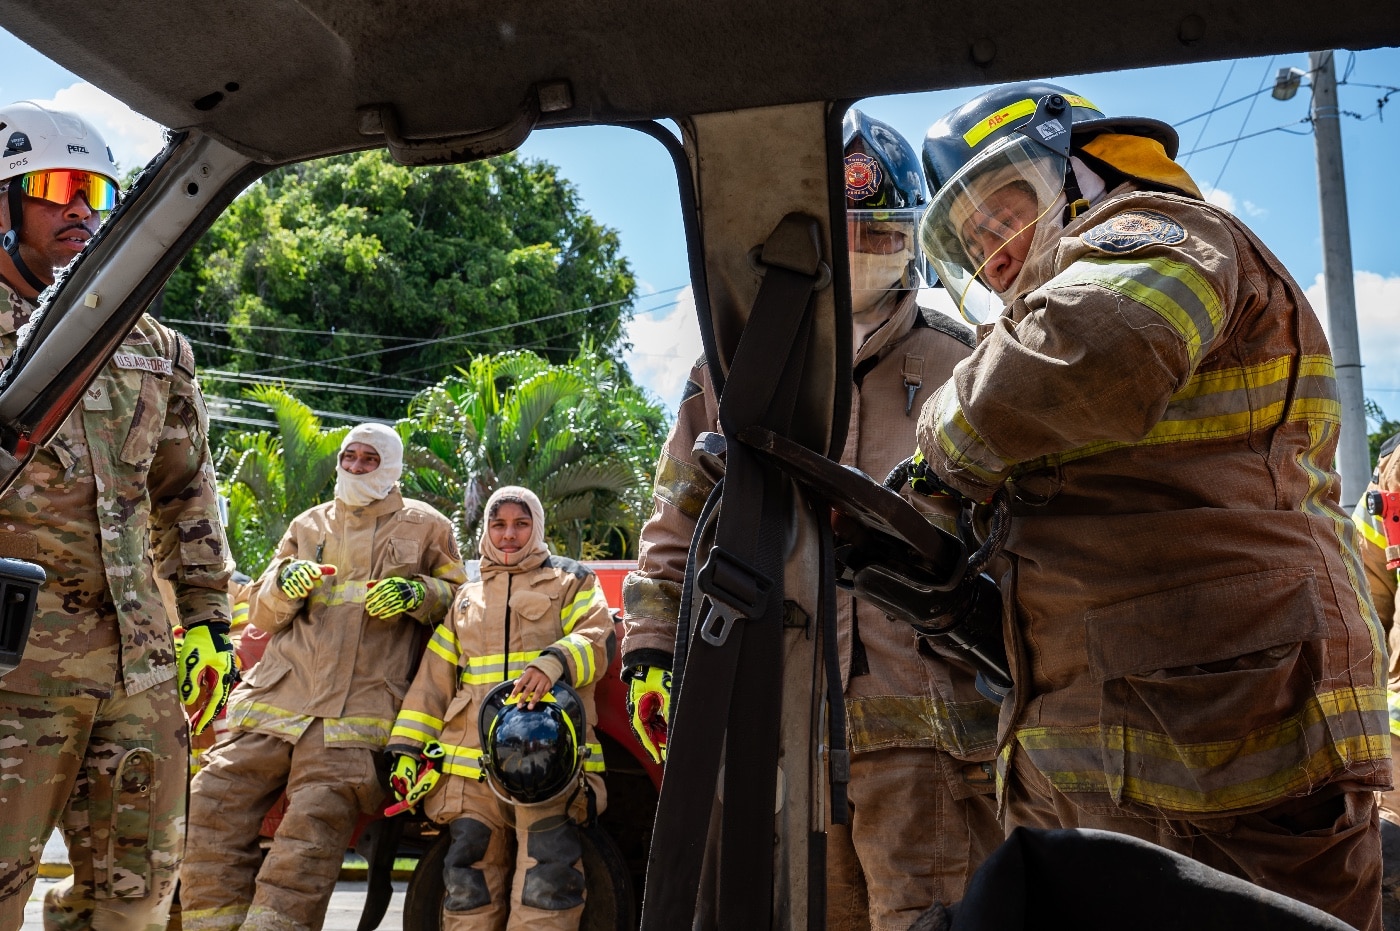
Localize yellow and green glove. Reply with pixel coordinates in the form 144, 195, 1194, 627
386, 742, 444, 815
177, 622, 239, 736
278, 560, 336, 599
365, 577, 426, 618
625, 665, 672, 765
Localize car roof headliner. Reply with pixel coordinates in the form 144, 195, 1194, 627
4, 1, 1399, 165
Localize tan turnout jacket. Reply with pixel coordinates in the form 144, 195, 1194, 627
918, 187, 1392, 817
623, 291, 1000, 761
390, 550, 614, 794
228, 489, 464, 749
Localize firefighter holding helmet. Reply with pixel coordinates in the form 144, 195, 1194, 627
388, 485, 614, 931
912, 82, 1389, 928
0, 101, 236, 929
621, 110, 1003, 929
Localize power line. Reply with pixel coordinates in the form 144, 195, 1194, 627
1211, 56, 1275, 193
246, 286, 686, 377
1181, 59, 1237, 167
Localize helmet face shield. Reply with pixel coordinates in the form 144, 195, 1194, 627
920, 133, 1067, 324
847, 206, 921, 311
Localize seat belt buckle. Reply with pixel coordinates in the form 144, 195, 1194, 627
695, 547, 772, 647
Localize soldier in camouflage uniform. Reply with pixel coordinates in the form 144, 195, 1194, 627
0, 102, 235, 931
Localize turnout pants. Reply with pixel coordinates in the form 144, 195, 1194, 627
1004, 744, 1384, 931
433, 775, 605, 931
179, 720, 383, 931
0, 683, 187, 931
825, 748, 1001, 931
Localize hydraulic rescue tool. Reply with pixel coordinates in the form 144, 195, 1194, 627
738, 426, 1013, 702
1366, 489, 1400, 570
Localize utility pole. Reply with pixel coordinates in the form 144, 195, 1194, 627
1309, 50, 1368, 507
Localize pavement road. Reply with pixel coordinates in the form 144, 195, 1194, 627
20, 878, 410, 930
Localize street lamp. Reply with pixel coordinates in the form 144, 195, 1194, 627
1272, 66, 1306, 101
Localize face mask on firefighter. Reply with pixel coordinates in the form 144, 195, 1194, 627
848, 208, 920, 315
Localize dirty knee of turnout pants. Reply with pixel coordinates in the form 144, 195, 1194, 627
181, 720, 383, 931
0, 683, 186, 931
837, 748, 1000, 931
439, 782, 591, 931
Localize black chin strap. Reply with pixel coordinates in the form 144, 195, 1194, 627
1062, 157, 1091, 225
3, 183, 48, 295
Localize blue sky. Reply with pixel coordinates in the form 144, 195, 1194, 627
3, 30, 1397, 421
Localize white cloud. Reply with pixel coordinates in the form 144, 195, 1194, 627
32, 82, 167, 174
1242, 200, 1267, 219
623, 285, 702, 416
1304, 270, 1400, 422
1201, 186, 1237, 214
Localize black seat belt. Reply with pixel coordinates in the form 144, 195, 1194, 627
640, 213, 827, 931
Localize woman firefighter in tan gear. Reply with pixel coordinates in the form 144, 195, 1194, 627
180, 422, 466, 931
388, 485, 614, 931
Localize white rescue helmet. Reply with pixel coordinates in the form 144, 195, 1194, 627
0, 101, 118, 186
0, 101, 120, 292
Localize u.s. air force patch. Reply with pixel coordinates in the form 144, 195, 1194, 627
1080, 210, 1187, 254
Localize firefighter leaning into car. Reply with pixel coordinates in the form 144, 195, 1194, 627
180, 422, 465, 931
620, 110, 1004, 930
910, 81, 1390, 929
386, 485, 613, 931
0, 101, 236, 931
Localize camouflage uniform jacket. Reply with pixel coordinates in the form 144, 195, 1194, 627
918, 187, 1391, 816
229, 489, 465, 750
389, 550, 613, 784
622, 291, 1001, 761
0, 284, 231, 698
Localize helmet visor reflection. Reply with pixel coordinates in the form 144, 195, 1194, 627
919, 135, 1066, 324
847, 206, 921, 303
18, 170, 119, 213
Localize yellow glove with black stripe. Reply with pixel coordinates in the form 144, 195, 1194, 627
387, 744, 444, 815
177, 623, 239, 736
625, 665, 672, 765
365, 578, 426, 618
278, 560, 335, 599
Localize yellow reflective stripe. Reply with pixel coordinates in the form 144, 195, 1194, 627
584, 741, 606, 772
427, 625, 460, 664
1353, 497, 1388, 550
561, 585, 606, 634
1389, 691, 1400, 740
557, 633, 595, 686
391, 709, 444, 744
461, 650, 543, 685
655, 450, 716, 520
438, 742, 483, 778
1024, 356, 1336, 470
325, 716, 393, 746
231, 602, 249, 626
182, 904, 249, 931
308, 578, 372, 608
1047, 256, 1222, 364
929, 381, 1008, 485
226, 702, 312, 740
845, 695, 998, 755
962, 97, 1038, 148
433, 562, 467, 582
1016, 687, 1389, 814
1299, 418, 1386, 660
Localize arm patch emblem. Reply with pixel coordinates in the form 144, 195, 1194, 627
1081, 210, 1187, 254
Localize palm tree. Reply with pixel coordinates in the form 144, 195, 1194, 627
400, 346, 666, 558
217, 385, 349, 574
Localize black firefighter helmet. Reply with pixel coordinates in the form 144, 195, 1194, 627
478, 679, 587, 805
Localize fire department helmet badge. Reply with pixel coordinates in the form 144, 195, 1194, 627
1081, 210, 1187, 254
844, 152, 882, 203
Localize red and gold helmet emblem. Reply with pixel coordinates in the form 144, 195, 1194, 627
844, 152, 882, 202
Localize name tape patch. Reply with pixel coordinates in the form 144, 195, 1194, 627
1081, 210, 1187, 254
112, 353, 173, 375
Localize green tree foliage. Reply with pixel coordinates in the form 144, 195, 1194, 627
218, 386, 348, 574
1367, 398, 1400, 468
163, 150, 636, 420
400, 345, 667, 559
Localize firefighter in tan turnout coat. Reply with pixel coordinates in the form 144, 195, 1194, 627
621, 111, 1003, 931
389, 485, 613, 931
180, 423, 465, 931
914, 81, 1390, 929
